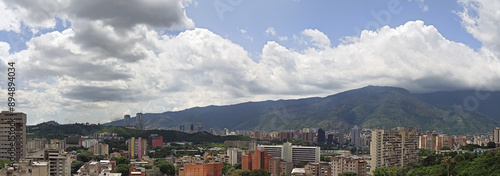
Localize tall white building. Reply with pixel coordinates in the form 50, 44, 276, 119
257, 142, 320, 164
227, 148, 244, 165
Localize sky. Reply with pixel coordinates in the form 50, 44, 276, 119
0, 0, 499, 125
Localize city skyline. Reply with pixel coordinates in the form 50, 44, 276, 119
0, 0, 499, 125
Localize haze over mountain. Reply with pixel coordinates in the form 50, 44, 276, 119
106, 86, 499, 134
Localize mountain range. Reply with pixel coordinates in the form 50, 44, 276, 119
106, 86, 500, 134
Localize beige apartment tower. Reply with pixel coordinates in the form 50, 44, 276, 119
0, 111, 27, 161
493, 127, 500, 144
370, 127, 419, 174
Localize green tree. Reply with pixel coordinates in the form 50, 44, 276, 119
487, 141, 496, 148
234, 163, 242, 169
77, 151, 94, 162
0, 160, 13, 170
71, 161, 85, 174
222, 163, 233, 174
407, 165, 446, 176
440, 146, 451, 150
112, 157, 130, 165
95, 154, 107, 160
241, 169, 251, 176
373, 167, 389, 176
441, 156, 454, 176
226, 167, 238, 176
339, 172, 357, 176
453, 153, 465, 163
155, 160, 175, 175
296, 161, 309, 168
112, 164, 129, 176
429, 165, 447, 176
459, 144, 481, 151
321, 156, 332, 162
250, 169, 270, 176
418, 148, 434, 157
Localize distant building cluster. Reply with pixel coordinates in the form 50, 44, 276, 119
196, 126, 373, 149
123, 113, 145, 130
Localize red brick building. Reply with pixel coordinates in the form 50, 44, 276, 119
242, 151, 253, 171
182, 163, 223, 176
241, 150, 272, 171
148, 134, 163, 146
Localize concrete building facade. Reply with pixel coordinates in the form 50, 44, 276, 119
241, 150, 272, 171
493, 127, 500, 144
227, 148, 244, 165
419, 131, 453, 151
370, 127, 419, 174
331, 155, 367, 176
0, 111, 27, 161
305, 162, 331, 176
127, 137, 148, 160
181, 163, 223, 176
257, 142, 320, 165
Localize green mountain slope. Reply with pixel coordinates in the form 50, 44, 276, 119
27, 123, 250, 143
106, 86, 499, 134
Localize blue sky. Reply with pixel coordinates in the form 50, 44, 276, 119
184, 0, 481, 57
0, 0, 499, 125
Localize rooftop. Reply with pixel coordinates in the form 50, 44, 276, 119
292, 168, 306, 173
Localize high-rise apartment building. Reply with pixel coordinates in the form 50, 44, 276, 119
279, 131, 295, 141
331, 155, 367, 176
493, 127, 500, 144
136, 113, 143, 130
27, 138, 47, 152
370, 127, 419, 174
327, 134, 334, 145
127, 137, 147, 160
241, 150, 272, 171
351, 125, 360, 146
0, 111, 27, 161
197, 121, 203, 132
339, 130, 346, 145
317, 129, 325, 144
89, 143, 109, 156
419, 131, 453, 151
124, 115, 131, 127
227, 148, 244, 165
302, 132, 316, 143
